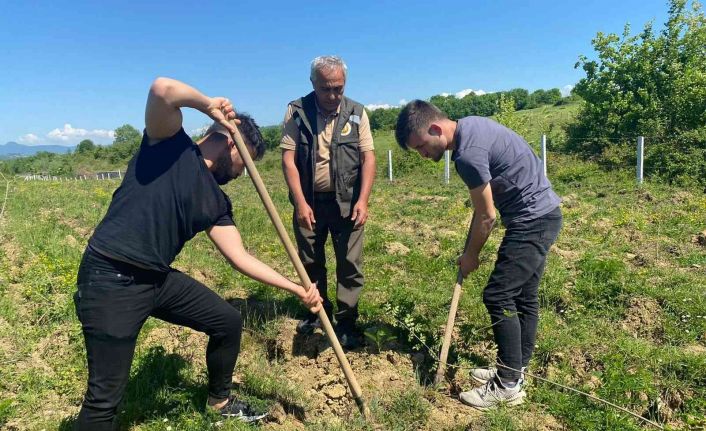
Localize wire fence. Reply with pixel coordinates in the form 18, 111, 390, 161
17, 135, 650, 186
21, 170, 123, 181
383, 135, 649, 185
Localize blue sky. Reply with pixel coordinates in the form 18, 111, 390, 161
0, 0, 670, 146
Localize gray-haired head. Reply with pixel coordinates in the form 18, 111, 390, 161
310, 56, 348, 83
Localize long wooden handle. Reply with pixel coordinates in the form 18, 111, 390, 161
434, 270, 464, 385
226, 119, 370, 418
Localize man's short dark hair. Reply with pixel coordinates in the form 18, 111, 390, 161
395, 100, 447, 150
237, 113, 266, 161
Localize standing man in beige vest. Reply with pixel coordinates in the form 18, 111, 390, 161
281, 56, 376, 349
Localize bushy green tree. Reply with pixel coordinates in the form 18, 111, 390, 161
76, 139, 95, 154
568, 0, 706, 184
109, 124, 142, 163
260, 125, 282, 150
367, 107, 401, 131
494, 94, 530, 141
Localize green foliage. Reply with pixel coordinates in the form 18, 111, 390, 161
568, 0, 706, 185
494, 94, 530, 140
364, 326, 396, 352
367, 107, 401, 130
0, 399, 14, 427
76, 139, 95, 154
259, 125, 282, 151
376, 390, 431, 430
110, 124, 142, 163
429, 92, 501, 120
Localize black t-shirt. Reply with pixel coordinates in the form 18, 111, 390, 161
89, 128, 234, 272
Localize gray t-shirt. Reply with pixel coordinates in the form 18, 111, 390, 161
453, 116, 560, 225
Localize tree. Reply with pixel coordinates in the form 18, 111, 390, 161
568, 0, 706, 184
109, 124, 142, 163
367, 107, 401, 131
494, 94, 530, 141
76, 139, 96, 154
260, 125, 282, 150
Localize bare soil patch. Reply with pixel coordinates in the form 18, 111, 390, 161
621, 296, 664, 341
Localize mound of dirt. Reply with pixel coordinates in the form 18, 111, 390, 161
264, 317, 482, 428
691, 230, 706, 247
385, 242, 410, 255
621, 297, 663, 341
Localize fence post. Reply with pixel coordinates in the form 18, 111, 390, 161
387, 150, 393, 181
444, 150, 450, 184
541, 134, 547, 177
118, 169, 122, 179
637, 136, 644, 185
244, 167, 248, 177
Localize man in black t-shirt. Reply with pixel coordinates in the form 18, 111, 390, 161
73, 77, 322, 430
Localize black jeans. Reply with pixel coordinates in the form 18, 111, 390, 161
292, 193, 365, 326
483, 207, 562, 381
73, 247, 242, 430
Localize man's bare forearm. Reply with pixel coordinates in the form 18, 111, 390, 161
282, 150, 307, 207
357, 150, 376, 204
465, 210, 496, 257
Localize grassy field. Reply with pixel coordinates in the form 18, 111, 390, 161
0, 105, 705, 430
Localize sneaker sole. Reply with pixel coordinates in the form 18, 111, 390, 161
460, 391, 526, 411
222, 412, 268, 423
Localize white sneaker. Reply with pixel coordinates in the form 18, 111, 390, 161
470, 367, 497, 384
470, 367, 526, 385
459, 379, 526, 411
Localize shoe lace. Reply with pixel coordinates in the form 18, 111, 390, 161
482, 380, 502, 400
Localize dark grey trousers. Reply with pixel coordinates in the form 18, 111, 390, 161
292, 193, 365, 326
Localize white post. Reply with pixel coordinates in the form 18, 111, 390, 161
444, 150, 450, 184
387, 150, 393, 181
101, 173, 105, 180
637, 136, 644, 185
118, 169, 121, 179
244, 167, 248, 177
541, 134, 547, 177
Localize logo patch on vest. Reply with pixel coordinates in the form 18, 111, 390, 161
341, 122, 352, 136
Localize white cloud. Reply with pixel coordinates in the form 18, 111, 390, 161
398, 99, 408, 105
365, 103, 396, 111
454, 88, 487, 98
19, 133, 41, 145
46, 124, 115, 144
561, 84, 575, 97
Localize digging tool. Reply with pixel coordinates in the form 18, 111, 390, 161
434, 270, 464, 385
225, 118, 370, 419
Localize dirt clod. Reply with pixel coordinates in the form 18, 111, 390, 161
385, 242, 410, 255
621, 297, 663, 341
691, 230, 706, 246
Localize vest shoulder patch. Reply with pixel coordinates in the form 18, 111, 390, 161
341, 122, 352, 136
349, 115, 361, 125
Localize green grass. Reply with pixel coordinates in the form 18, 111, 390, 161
1, 104, 705, 430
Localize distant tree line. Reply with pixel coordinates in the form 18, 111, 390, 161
0, 124, 143, 176
3, 0, 703, 186
366, 87, 575, 132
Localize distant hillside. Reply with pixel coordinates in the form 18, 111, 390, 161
0, 141, 75, 159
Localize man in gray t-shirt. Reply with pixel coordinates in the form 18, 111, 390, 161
396, 100, 562, 410
453, 116, 561, 224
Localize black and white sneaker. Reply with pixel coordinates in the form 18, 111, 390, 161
218, 397, 267, 423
